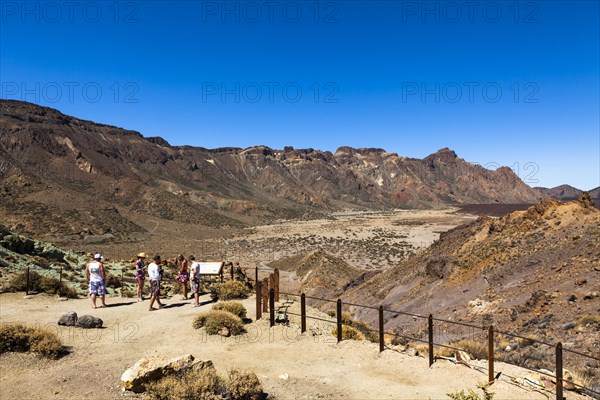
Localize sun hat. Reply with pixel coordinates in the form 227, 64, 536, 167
94, 253, 102, 260
137, 252, 147, 258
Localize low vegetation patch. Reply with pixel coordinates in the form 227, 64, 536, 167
447, 382, 494, 400
8, 270, 78, 298
576, 314, 600, 326
146, 367, 263, 400
438, 339, 488, 360
218, 281, 249, 300
332, 325, 365, 341
192, 310, 245, 336
212, 301, 247, 319
0, 323, 65, 358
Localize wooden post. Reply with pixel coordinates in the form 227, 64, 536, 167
262, 278, 269, 313
428, 314, 434, 367
379, 306, 384, 352
556, 342, 563, 400
274, 268, 280, 302
337, 299, 343, 343
488, 325, 494, 383
26, 267, 30, 295
269, 289, 275, 327
301, 293, 306, 333
255, 281, 262, 320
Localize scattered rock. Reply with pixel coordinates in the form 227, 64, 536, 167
405, 347, 419, 357
278, 373, 290, 380
562, 322, 576, 330
504, 343, 518, 352
567, 294, 577, 302
75, 315, 103, 329
574, 278, 587, 286
58, 312, 78, 326
583, 291, 598, 300
218, 327, 230, 337
121, 354, 197, 393
455, 350, 471, 366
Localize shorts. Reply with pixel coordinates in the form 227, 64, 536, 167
177, 273, 189, 283
89, 281, 106, 296
135, 274, 145, 283
191, 279, 201, 294
150, 279, 161, 297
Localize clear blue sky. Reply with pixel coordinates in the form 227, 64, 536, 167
1, 0, 599, 189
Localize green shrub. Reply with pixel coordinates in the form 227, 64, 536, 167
218, 281, 249, 300
192, 310, 245, 336
212, 301, 247, 319
332, 325, 365, 341
225, 369, 264, 400
0, 323, 64, 358
447, 383, 494, 400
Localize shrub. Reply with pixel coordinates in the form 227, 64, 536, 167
332, 325, 365, 341
447, 382, 494, 400
192, 310, 245, 336
8, 270, 78, 298
0, 323, 64, 358
225, 369, 264, 400
212, 301, 247, 319
219, 281, 249, 300
576, 315, 600, 326
145, 367, 265, 400
105, 273, 122, 288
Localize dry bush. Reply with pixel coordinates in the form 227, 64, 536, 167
332, 325, 365, 341
145, 367, 224, 400
447, 382, 495, 400
218, 281, 249, 300
212, 301, 247, 319
453, 339, 488, 360
576, 315, 600, 326
225, 369, 264, 400
0, 323, 64, 358
192, 310, 245, 335
8, 270, 78, 298
105, 273, 122, 288
146, 367, 264, 400
347, 318, 378, 343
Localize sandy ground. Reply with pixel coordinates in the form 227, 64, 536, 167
0, 292, 586, 400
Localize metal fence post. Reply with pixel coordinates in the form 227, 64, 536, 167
428, 314, 434, 367
269, 289, 275, 327
255, 266, 258, 283
255, 281, 262, 320
230, 263, 234, 281
488, 325, 494, 383
59, 266, 63, 297
337, 299, 343, 343
121, 269, 124, 297
301, 293, 306, 333
379, 306, 384, 352
26, 267, 30, 295
274, 269, 279, 302
556, 343, 563, 400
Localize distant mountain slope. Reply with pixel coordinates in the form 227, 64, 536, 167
342, 195, 600, 359
534, 184, 585, 200
0, 100, 543, 241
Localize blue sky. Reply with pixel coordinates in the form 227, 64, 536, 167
1, 0, 599, 189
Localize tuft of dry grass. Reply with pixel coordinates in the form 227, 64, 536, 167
576, 315, 600, 326
8, 270, 78, 298
192, 310, 245, 335
212, 301, 247, 319
218, 281, 249, 300
225, 369, 264, 400
332, 325, 365, 341
0, 323, 64, 358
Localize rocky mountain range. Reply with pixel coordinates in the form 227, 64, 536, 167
0, 100, 547, 243
535, 184, 600, 202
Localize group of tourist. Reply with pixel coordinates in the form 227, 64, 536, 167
85, 253, 204, 311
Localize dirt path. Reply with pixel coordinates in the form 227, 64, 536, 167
0, 293, 584, 399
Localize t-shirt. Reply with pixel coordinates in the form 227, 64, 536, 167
88, 261, 103, 283
148, 262, 161, 281
190, 262, 201, 281
135, 260, 145, 277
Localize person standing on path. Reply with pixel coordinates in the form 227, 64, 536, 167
134, 252, 147, 301
190, 256, 201, 307
177, 254, 190, 300
147, 255, 164, 311
86, 253, 107, 309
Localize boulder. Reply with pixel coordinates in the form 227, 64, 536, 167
121, 354, 199, 393
58, 312, 78, 326
75, 315, 103, 329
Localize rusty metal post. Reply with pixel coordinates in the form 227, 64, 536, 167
26, 267, 30, 295
255, 266, 258, 283
428, 314, 434, 367
337, 299, 343, 343
274, 269, 279, 302
269, 289, 275, 327
379, 306, 384, 352
121, 269, 124, 297
269, 273, 275, 299
230, 263, 234, 281
556, 342, 563, 400
59, 266, 63, 297
301, 293, 306, 333
488, 325, 494, 383
262, 278, 269, 312
255, 281, 262, 320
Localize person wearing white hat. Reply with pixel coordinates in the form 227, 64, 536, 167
86, 253, 107, 308
134, 252, 147, 301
